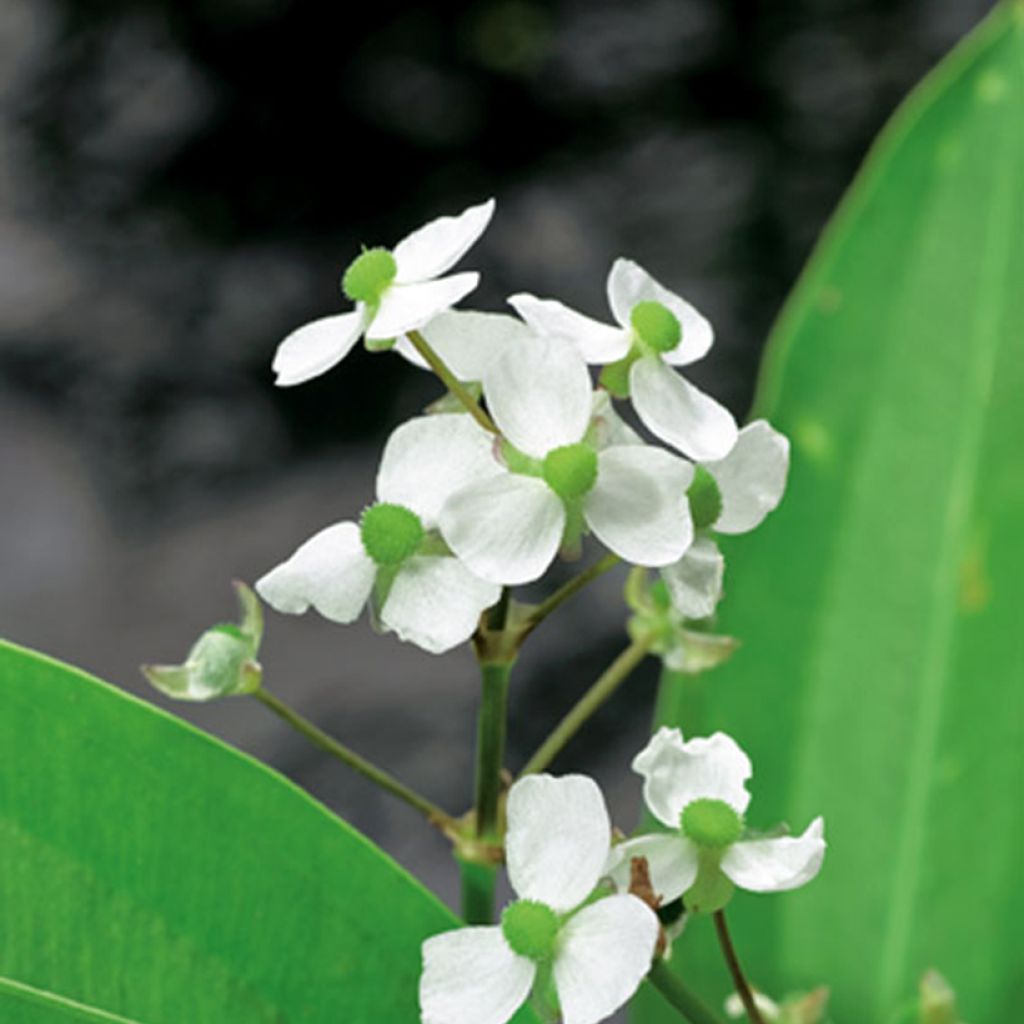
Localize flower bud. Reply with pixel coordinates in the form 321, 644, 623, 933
142, 581, 263, 702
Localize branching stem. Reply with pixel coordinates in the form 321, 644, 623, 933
406, 328, 497, 433
518, 553, 620, 641
518, 634, 652, 776
714, 911, 767, 1024
647, 959, 725, 1024
253, 687, 456, 832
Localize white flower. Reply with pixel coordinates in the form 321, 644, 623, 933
420, 775, 659, 1024
255, 415, 500, 653
272, 199, 495, 386
660, 420, 790, 618
392, 310, 534, 383
509, 258, 737, 461
606, 727, 825, 913
438, 338, 695, 585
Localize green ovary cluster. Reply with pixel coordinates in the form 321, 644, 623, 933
542, 443, 598, 501
681, 798, 744, 848
501, 900, 561, 961
342, 248, 398, 304
630, 300, 681, 353
359, 503, 424, 566
687, 466, 723, 530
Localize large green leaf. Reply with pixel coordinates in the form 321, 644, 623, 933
0, 640, 519, 1023
638, 5, 1024, 1022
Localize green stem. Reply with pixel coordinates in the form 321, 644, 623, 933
714, 911, 767, 1024
458, 858, 498, 926
518, 553, 620, 640
459, 658, 514, 924
647, 959, 725, 1024
474, 660, 513, 837
253, 687, 456, 832
406, 328, 497, 434
518, 635, 652, 776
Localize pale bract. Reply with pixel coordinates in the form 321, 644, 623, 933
272, 199, 495, 386
255, 415, 500, 653
509, 258, 737, 461
660, 419, 790, 619
606, 727, 825, 913
420, 774, 659, 1024
438, 337, 695, 585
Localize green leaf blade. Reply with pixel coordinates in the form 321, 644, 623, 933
641, 6, 1024, 1022
0, 640, 534, 1022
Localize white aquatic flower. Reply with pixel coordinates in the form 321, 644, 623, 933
255, 415, 500, 653
420, 774, 659, 1024
660, 420, 790, 619
439, 337, 695, 585
272, 199, 495, 386
606, 727, 825, 913
509, 258, 737, 461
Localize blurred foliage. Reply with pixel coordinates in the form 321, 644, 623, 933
640, 4, 1024, 1022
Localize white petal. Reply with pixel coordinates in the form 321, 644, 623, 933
659, 536, 724, 619
704, 420, 790, 534
606, 258, 714, 365
721, 818, 826, 893
380, 555, 500, 654
393, 198, 495, 283
585, 446, 694, 567
376, 414, 499, 527
604, 833, 700, 904
507, 293, 631, 364
553, 895, 659, 1024
366, 273, 479, 340
506, 775, 612, 913
483, 339, 593, 458
271, 310, 366, 386
394, 310, 534, 381
440, 473, 565, 585
255, 522, 375, 624
589, 390, 644, 449
630, 357, 738, 461
632, 727, 752, 826
420, 926, 535, 1024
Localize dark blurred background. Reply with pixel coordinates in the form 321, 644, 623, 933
0, 0, 992, 905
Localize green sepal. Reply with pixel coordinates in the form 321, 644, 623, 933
599, 349, 641, 398
141, 582, 263, 702
682, 850, 734, 915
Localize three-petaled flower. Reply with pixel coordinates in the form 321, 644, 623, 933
272, 199, 494, 386
510, 259, 737, 461
661, 419, 790, 620
420, 774, 659, 1024
255, 415, 500, 653
607, 728, 825, 914
439, 337, 695, 585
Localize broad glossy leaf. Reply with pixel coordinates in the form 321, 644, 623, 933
637, 5, 1024, 1022
0, 641, 531, 1022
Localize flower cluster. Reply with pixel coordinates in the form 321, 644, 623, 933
254, 198, 789, 655
422, 730, 825, 1024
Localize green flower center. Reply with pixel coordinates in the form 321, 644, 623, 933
342, 248, 397, 305
631, 300, 681, 353
681, 798, 744, 848
501, 900, 560, 961
359, 503, 424, 566
687, 466, 723, 530
542, 443, 598, 501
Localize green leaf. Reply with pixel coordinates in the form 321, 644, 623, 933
0, 640, 534, 1022
638, 5, 1024, 1022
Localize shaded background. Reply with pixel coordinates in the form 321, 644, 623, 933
0, 0, 992, 907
